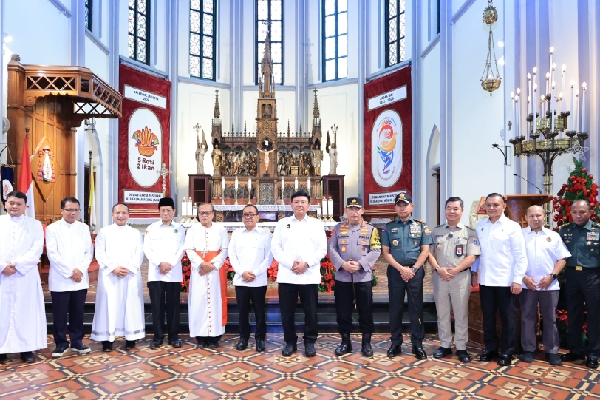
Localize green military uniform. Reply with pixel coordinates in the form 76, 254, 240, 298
382, 216, 432, 347
559, 221, 600, 358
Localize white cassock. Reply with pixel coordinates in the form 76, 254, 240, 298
184, 223, 229, 337
91, 224, 145, 342
0, 215, 46, 353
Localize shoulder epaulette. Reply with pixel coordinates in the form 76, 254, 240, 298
559, 223, 571, 229
415, 219, 426, 224
435, 224, 444, 228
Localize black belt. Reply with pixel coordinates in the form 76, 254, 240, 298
568, 265, 598, 271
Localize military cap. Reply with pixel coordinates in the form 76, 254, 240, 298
346, 197, 363, 208
394, 191, 412, 204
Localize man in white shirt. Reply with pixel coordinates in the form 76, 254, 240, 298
46, 197, 93, 357
184, 203, 229, 349
143, 197, 185, 349
272, 189, 327, 357
0, 191, 46, 364
91, 203, 145, 351
229, 204, 273, 352
519, 206, 570, 366
475, 193, 527, 366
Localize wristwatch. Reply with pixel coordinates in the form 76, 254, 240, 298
551, 273, 558, 280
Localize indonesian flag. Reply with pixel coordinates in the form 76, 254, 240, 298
17, 135, 35, 218
89, 157, 98, 231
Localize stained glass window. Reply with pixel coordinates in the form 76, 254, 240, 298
190, 0, 217, 80
386, 0, 406, 67
128, 0, 150, 64
322, 0, 347, 82
85, 0, 92, 31
256, 0, 283, 85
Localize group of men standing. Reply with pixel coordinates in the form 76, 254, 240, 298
0, 189, 598, 370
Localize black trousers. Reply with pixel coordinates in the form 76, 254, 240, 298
480, 285, 516, 355
279, 282, 318, 344
566, 267, 600, 356
235, 285, 267, 340
387, 266, 424, 346
148, 281, 181, 343
51, 289, 87, 347
334, 280, 374, 335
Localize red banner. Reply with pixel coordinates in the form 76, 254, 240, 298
118, 64, 171, 218
363, 66, 412, 211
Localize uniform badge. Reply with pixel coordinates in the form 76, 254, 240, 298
587, 231, 599, 241
587, 241, 591, 245
392, 240, 399, 246
436, 245, 441, 250
341, 246, 347, 252
410, 225, 420, 234
174, 228, 178, 234
473, 239, 479, 245
455, 244, 464, 257
546, 237, 551, 242
414, 240, 418, 245
286, 224, 291, 229
424, 226, 431, 235
340, 239, 348, 244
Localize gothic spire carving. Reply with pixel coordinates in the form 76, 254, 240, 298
213, 90, 220, 118
312, 89, 320, 119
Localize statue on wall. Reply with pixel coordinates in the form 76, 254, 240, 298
311, 144, 323, 176
196, 130, 208, 174
328, 143, 338, 175
211, 142, 222, 176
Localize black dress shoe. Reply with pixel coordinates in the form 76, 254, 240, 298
236, 338, 248, 351
282, 343, 297, 357
102, 341, 114, 352
305, 342, 317, 357
387, 344, 402, 358
125, 340, 136, 350
587, 356, 599, 369
171, 339, 182, 349
208, 341, 219, 349
433, 347, 452, 359
545, 353, 562, 366
412, 346, 427, 360
456, 350, 471, 363
20, 352, 35, 363
256, 339, 265, 353
479, 350, 499, 362
334, 341, 352, 356
519, 351, 534, 363
560, 352, 585, 363
498, 354, 512, 366
196, 337, 208, 349
0, 354, 7, 363
149, 341, 163, 350
361, 343, 374, 357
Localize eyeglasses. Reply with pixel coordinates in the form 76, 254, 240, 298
63, 209, 80, 213
243, 213, 257, 218
198, 211, 213, 216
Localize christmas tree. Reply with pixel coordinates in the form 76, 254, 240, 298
552, 157, 600, 230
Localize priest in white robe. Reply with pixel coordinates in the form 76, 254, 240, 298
91, 203, 145, 351
0, 191, 46, 364
184, 203, 229, 348
46, 196, 93, 358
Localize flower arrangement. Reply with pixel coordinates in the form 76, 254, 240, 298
180, 254, 192, 292
319, 255, 336, 292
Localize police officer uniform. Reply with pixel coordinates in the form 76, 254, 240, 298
429, 223, 480, 362
559, 220, 600, 369
381, 191, 432, 359
328, 197, 381, 357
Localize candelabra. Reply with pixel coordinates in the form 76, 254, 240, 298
508, 49, 588, 225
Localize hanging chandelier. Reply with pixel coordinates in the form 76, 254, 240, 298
480, 0, 501, 93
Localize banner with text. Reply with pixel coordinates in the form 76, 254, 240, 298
118, 64, 171, 218
363, 66, 412, 210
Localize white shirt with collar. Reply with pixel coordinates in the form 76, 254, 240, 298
143, 220, 186, 283
46, 218, 93, 292
476, 215, 528, 286
521, 226, 571, 291
229, 227, 273, 287
271, 214, 327, 285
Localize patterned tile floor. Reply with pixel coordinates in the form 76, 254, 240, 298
1, 333, 597, 399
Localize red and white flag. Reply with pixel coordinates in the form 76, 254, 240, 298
17, 135, 35, 218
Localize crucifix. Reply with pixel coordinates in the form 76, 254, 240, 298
158, 162, 170, 196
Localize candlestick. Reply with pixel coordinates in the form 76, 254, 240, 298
527, 74, 531, 115
561, 64, 566, 113
549, 47, 554, 87
570, 80, 575, 131
235, 176, 239, 189
181, 199, 187, 219
316, 206, 321, 220
551, 80, 555, 132
514, 95, 520, 138
322, 198, 328, 216
327, 198, 334, 221
575, 89, 579, 132
582, 82, 587, 132
192, 203, 198, 221
221, 178, 225, 205
511, 92, 515, 137
248, 178, 252, 201
533, 80, 537, 134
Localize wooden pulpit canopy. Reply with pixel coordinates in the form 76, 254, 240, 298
504, 194, 553, 226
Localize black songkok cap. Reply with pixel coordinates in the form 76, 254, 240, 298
158, 197, 175, 209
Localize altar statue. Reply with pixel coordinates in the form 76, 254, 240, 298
328, 143, 338, 175
311, 145, 323, 176
196, 139, 208, 174
211, 143, 222, 176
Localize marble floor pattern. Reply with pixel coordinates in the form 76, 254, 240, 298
0, 333, 597, 399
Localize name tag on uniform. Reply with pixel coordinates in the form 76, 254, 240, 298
391, 228, 399, 234
587, 232, 599, 241
455, 244, 464, 257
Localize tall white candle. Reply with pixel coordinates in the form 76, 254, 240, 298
307, 177, 311, 194
561, 64, 566, 113
322, 198, 328, 216
281, 177, 285, 198
582, 82, 587, 132
235, 176, 239, 189
570, 80, 575, 131
328, 198, 334, 217
187, 198, 192, 217
551, 80, 555, 132
549, 47, 554, 83
514, 95, 520, 137
575, 89, 579, 132
248, 178, 251, 195
294, 177, 298, 190
527, 74, 531, 115
545, 72, 550, 95
181, 199, 187, 217
511, 92, 515, 137
221, 176, 225, 189
316, 206, 321, 217
192, 203, 198, 217
532, 69, 537, 134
